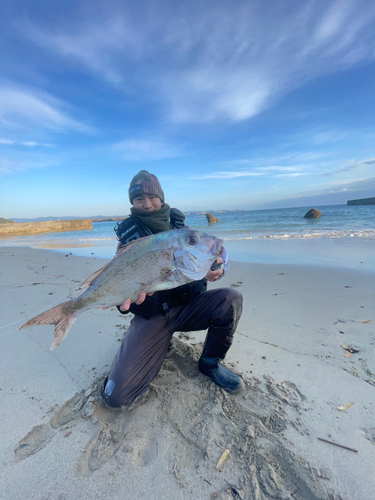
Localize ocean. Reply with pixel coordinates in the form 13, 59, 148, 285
1, 204, 374, 269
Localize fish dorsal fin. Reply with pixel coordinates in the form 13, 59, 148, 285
79, 263, 112, 291
115, 236, 149, 258
78, 236, 149, 291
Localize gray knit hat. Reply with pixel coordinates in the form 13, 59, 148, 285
128, 170, 165, 204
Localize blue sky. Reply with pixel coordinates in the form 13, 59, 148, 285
0, 0, 375, 218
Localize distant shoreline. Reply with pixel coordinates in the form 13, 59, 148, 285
8, 209, 247, 223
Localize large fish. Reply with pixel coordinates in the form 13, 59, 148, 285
20, 229, 224, 349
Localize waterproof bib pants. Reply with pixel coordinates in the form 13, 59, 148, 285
102, 287, 243, 408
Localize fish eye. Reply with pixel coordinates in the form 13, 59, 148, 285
187, 235, 198, 245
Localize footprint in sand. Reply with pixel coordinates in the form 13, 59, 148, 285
230, 281, 243, 288
14, 391, 88, 462
362, 427, 375, 446
15, 341, 335, 499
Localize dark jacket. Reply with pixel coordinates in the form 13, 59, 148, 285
114, 208, 207, 318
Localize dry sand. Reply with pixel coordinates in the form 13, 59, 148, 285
0, 246, 374, 500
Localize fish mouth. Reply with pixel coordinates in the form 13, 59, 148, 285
214, 239, 229, 271
216, 238, 225, 257
215, 237, 224, 251
220, 246, 229, 265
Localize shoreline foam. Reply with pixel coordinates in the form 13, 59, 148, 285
0, 233, 373, 271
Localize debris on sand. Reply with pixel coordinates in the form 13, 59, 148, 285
341, 344, 360, 354
318, 437, 357, 453
338, 402, 354, 411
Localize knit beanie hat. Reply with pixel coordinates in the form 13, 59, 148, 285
128, 170, 165, 204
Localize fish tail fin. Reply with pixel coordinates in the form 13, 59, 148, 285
19, 302, 80, 350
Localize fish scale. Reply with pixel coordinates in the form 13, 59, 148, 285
86, 250, 181, 306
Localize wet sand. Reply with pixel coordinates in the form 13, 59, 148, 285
0, 246, 374, 499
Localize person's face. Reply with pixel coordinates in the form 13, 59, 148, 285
132, 194, 162, 212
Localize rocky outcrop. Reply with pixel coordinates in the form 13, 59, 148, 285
0, 219, 93, 236
206, 212, 219, 224
347, 197, 375, 206
303, 208, 321, 219
0, 217, 14, 224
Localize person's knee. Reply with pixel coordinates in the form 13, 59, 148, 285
101, 375, 153, 409
215, 287, 243, 312
210, 288, 243, 327
226, 288, 243, 308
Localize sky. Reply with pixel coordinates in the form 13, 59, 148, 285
0, 0, 375, 219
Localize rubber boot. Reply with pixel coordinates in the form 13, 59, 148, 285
198, 335, 244, 394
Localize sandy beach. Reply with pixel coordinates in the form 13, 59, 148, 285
1, 244, 374, 500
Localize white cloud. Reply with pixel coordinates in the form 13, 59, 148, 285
20, 0, 375, 124
21, 141, 38, 147
0, 138, 14, 145
0, 86, 94, 133
112, 138, 179, 161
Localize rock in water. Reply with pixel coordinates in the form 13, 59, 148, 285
303, 208, 321, 219
206, 212, 219, 224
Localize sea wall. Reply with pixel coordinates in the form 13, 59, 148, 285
347, 197, 375, 206
0, 219, 93, 237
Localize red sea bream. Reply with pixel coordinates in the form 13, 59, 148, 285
20, 230, 224, 349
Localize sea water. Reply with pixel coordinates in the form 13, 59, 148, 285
1, 204, 374, 269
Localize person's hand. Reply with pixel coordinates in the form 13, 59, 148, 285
119, 292, 154, 312
205, 257, 224, 282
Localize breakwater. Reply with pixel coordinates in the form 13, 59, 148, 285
0, 219, 93, 237
347, 197, 375, 206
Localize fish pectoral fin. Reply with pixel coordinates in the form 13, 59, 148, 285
163, 269, 184, 283
146, 269, 190, 293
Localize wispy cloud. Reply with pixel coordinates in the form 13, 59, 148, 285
190, 148, 338, 179
190, 171, 266, 180
112, 138, 180, 161
321, 156, 375, 176
255, 166, 299, 172
190, 166, 309, 180
0, 154, 59, 174
0, 86, 94, 133
309, 129, 350, 144
308, 176, 375, 196
0, 138, 56, 148
358, 157, 375, 166
20, 141, 55, 147
20, 0, 375, 124
274, 172, 305, 178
